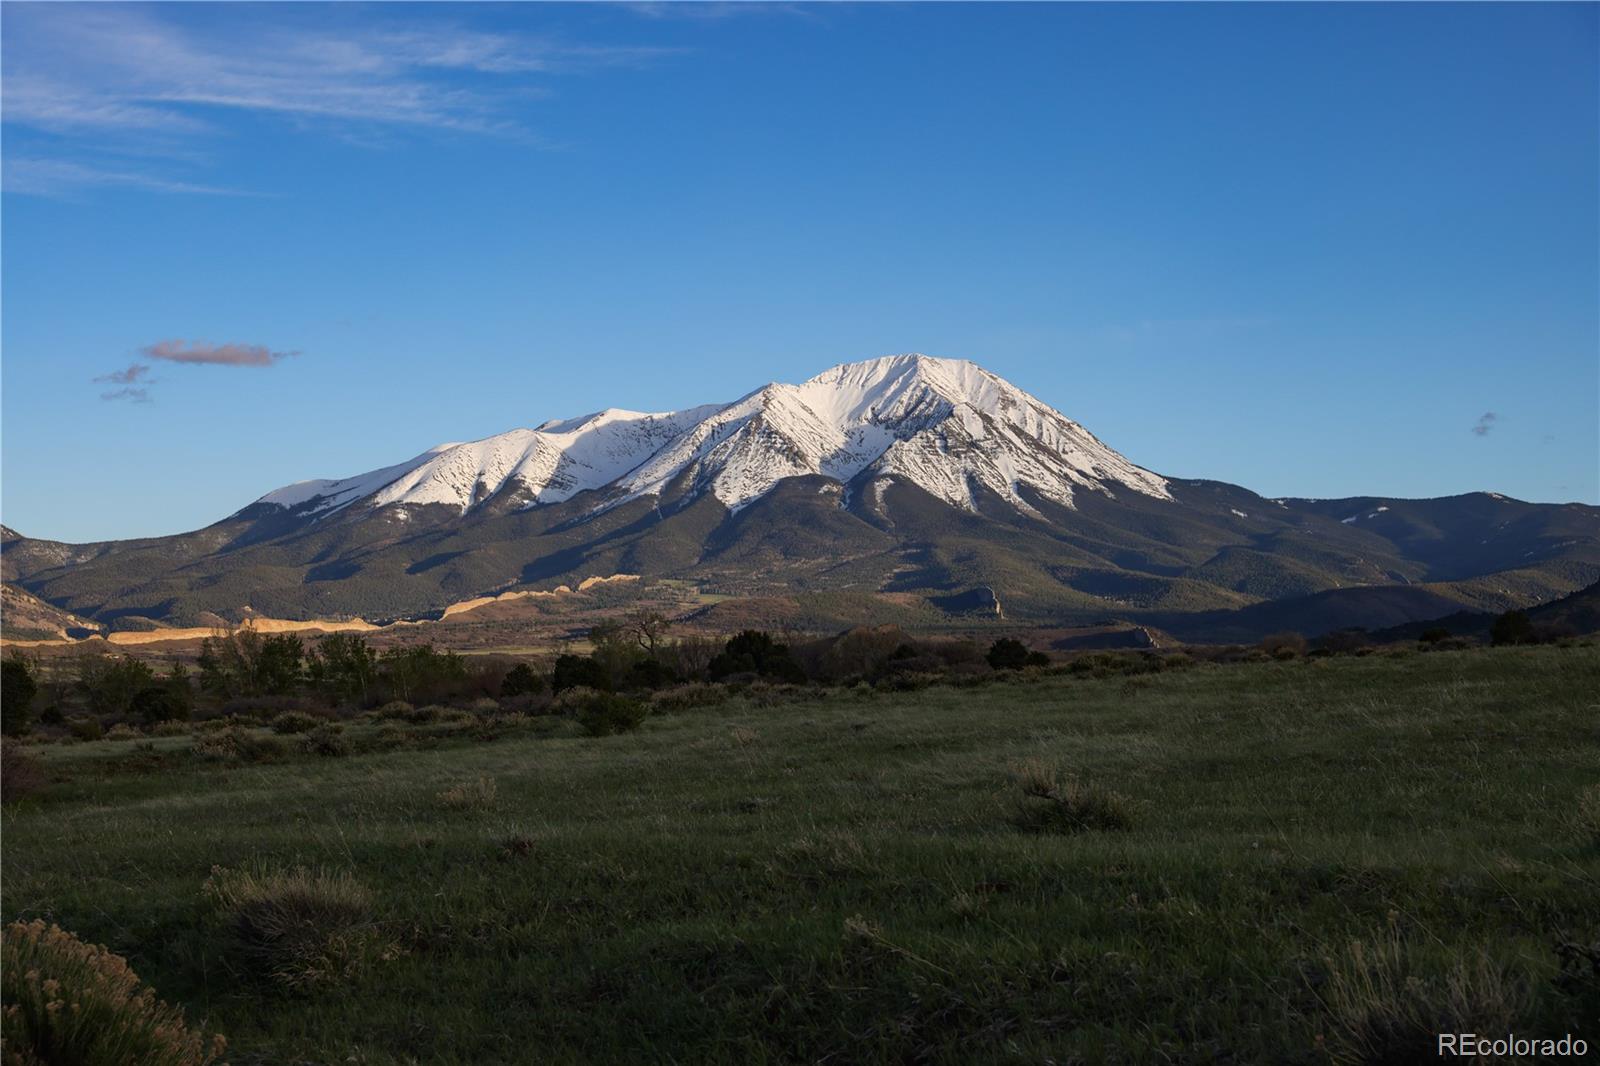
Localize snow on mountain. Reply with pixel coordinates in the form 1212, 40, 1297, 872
256, 407, 719, 517
251, 354, 1169, 520
616, 354, 1169, 513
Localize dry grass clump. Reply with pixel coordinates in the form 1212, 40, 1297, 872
1009, 758, 1132, 834
1, 919, 226, 1065
1317, 927, 1528, 1065
202, 863, 380, 991
494, 822, 542, 860
436, 774, 498, 811
1573, 784, 1600, 849
767, 832, 873, 887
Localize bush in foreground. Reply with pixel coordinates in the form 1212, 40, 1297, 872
0, 919, 226, 1065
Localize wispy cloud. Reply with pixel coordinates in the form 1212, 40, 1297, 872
3, 158, 253, 198
94, 364, 154, 386
141, 340, 298, 368
1471, 412, 1498, 437
624, 2, 809, 21
2, 6, 677, 196
100, 386, 152, 404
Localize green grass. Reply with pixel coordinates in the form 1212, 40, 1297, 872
4, 646, 1598, 1063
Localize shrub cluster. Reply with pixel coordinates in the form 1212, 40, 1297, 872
1, 918, 226, 1065
270, 711, 325, 735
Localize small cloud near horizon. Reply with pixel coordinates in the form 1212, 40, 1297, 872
141, 339, 299, 367
93, 363, 153, 385
93, 341, 297, 402
1471, 412, 1498, 437
100, 386, 151, 404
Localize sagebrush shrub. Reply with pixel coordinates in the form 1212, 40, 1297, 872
191, 729, 289, 764
371, 722, 411, 751
550, 686, 602, 716
649, 683, 726, 712
202, 863, 378, 991
271, 711, 323, 735
300, 724, 349, 758
1, 919, 226, 1065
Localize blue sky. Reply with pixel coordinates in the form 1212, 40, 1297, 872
2, 1, 1595, 542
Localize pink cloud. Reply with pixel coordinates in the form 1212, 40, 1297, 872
140, 339, 298, 366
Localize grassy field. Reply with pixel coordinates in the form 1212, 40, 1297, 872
4, 645, 1598, 1063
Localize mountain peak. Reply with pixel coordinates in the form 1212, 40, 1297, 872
254, 354, 1169, 520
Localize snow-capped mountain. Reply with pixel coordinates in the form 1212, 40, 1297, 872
255, 354, 1171, 520
9, 351, 1597, 635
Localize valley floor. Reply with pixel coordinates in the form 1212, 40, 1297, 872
3, 646, 1597, 1063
